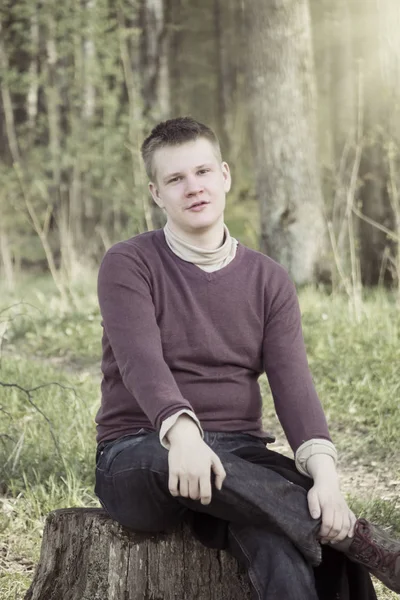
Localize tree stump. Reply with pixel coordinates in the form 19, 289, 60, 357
25, 508, 252, 600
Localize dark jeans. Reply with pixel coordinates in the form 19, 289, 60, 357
95, 431, 376, 600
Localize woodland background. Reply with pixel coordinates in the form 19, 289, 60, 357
0, 0, 400, 298
0, 1, 400, 598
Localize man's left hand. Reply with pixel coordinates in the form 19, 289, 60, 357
306, 453, 356, 544
307, 481, 357, 544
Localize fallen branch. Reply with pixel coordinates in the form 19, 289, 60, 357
0, 380, 77, 458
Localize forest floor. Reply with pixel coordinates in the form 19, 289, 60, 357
0, 275, 399, 599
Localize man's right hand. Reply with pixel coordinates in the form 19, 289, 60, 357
166, 415, 226, 505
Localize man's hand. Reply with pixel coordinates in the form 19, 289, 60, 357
306, 454, 356, 544
166, 415, 226, 505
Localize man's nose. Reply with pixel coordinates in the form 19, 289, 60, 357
185, 174, 203, 196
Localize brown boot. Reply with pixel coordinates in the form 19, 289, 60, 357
333, 518, 400, 593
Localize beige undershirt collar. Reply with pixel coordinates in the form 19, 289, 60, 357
163, 221, 238, 272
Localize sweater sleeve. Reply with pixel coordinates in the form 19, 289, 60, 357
262, 275, 332, 453
98, 249, 195, 430
160, 409, 204, 449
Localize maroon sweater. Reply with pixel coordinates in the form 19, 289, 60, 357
96, 228, 331, 450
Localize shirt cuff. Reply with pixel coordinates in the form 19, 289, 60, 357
295, 439, 338, 478
159, 409, 204, 450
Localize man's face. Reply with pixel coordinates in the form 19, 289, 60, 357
149, 137, 231, 238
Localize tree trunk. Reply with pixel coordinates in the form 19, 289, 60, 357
246, 0, 327, 284
0, 19, 21, 164
354, 0, 400, 285
312, 0, 359, 293
140, 0, 171, 122
68, 0, 97, 261
140, 0, 170, 230
329, 0, 355, 166
26, 7, 39, 143
169, 0, 183, 116
44, 6, 61, 192
25, 508, 251, 600
330, 0, 358, 287
214, 0, 239, 155
0, 227, 15, 290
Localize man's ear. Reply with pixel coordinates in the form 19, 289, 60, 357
149, 182, 164, 209
221, 162, 232, 193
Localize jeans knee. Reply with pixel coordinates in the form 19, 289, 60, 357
96, 466, 185, 533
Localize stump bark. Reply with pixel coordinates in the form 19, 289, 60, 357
25, 508, 252, 600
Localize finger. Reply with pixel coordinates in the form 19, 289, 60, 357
326, 510, 343, 540
188, 476, 201, 501
338, 509, 353, 541
211, 457, 226, 490
199, 474, 212, 505
178, 477, 189, 498
328, 512, 346, 543
169, 472, 179, 497
348, 511, 357, 538
319, 506, 334, 539
307, 489, 321, 520
332, 511, 352, 543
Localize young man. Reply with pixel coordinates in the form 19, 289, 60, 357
95, 117, 400, 599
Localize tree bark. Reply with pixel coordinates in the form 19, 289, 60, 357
329, 0, 356, 166
313, 0, 359, 293
44, 4, 61, 192
139, 0, 171, 230
214, 0, 239, 155
0, 227, 15, 290
169, 0, 183, 116
140, 0, 171, 122
246, 0, 327, 284
26, 7, 39, 140
68, 0, 97, 259
0, 19, 21, 164
353, 0, 400, 285
25, 508, 251, 600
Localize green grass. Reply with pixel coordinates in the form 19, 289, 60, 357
301, 287, 400, 464
1, 272, 101, 365
0, 574, 33, 600
0, 356, 98, 491
0, 276, 399, 599
349, 497, 400, 533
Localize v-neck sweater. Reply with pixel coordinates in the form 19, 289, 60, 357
96, 228, 331, 450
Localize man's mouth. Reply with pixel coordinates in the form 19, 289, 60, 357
188, 201, 209, 209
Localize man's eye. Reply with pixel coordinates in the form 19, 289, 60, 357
198, 169, 210, 175
168, 176, 181, 183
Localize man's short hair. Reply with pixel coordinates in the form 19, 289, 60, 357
141, 117, 222, 181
